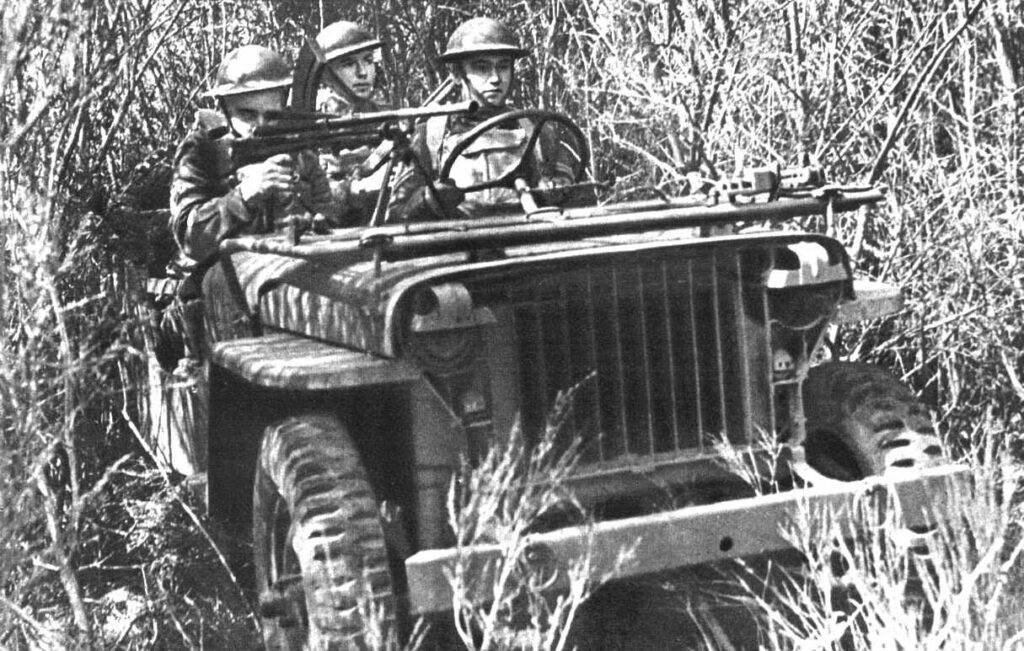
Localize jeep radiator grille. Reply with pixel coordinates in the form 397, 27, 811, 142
499, 249, 773, 464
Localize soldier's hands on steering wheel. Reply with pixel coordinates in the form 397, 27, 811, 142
437, 110, 590, 194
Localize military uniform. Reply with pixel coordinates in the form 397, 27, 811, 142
388, 17, 577, 221
156, 44, 340, 475
316, 91, 392, 226
168, 109, 336, 293
312, 21, 390, 226
390, 108, 573, 219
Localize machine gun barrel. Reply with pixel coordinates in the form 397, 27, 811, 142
252, 101, 478, 137
227, 100, 478, 168
229, 132, 383, 167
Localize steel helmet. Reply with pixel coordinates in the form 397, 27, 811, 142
316, 21, 382, 62
208, 45, 291, 98
439, 17, 527, 63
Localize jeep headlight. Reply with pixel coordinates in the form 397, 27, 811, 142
401, 283, 495, 375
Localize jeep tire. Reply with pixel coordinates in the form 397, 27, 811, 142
803, 361, 945, 481
254, 413, 396, 650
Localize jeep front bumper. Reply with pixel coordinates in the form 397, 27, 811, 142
404, 464, 971, 614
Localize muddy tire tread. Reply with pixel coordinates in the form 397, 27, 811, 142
803, 361, 946, 480
256, 413, 395, 650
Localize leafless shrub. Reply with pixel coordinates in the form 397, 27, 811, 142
712, 426, 790, 495
703, 413, 1024, 649
445, 386, 602, 651
1, 0, 295, 646
3, 0, 1023, 647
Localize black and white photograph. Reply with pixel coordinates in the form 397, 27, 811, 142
0, 0, 1020, 648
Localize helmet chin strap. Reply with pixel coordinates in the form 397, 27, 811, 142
454, 62, 515, 111
322, 63, 367, 108
305, 37, 375, 112
217, 98, 242, 137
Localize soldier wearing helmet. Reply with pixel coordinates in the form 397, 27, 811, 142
168, 45, 339, 294
311, 21, 393, 226
315, 21, 385, 114
440, 17, 527, 110
390, 17, 575, 220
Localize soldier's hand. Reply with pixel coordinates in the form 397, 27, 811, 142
350, 164, 389, 196
237, 154, 296, 205
306, 166, 333, 208
537, 161, 577, 190
536, 174, 572, 190
423, 181, 465, 218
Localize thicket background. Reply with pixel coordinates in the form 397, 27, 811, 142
1, 0, 1022, 647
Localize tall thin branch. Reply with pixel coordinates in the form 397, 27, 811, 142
868, 0, 986, 184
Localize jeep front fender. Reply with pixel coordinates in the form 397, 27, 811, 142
211, 333, 421, 390
833, 279, 904, 324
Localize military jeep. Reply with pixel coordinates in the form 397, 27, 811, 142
166, 109, 965, 649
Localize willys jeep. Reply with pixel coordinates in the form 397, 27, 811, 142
153, 107, 967, 649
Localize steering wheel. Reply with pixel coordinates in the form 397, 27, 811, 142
437, 109, 590, 193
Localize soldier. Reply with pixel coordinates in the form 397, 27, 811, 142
158, 45, 343, 475
315, 20, 385, 115
313, 21, 393, 225
390, 17, 576, 221
168, 44, 338, 296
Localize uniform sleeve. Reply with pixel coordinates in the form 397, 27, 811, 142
319, 146, 383, 227
537, 126, 580, 186
387, 123, 437, 221
320, 150, 353, 208
295, 149, 346, 225
168, 133, 255, 265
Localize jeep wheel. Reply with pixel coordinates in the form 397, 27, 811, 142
254, 413, 396, 650
803, 362, 945, 481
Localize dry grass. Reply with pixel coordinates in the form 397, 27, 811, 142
1, 0, 294, 646
703, 419, 1024, 650
445, 387, 597, 651
2, 0, 1022, 648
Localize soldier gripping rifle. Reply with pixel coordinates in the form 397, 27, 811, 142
227, 103, 480, 170
164, 44, 474, 362
167, 45, 335, 292
168, 45, 477, 295
221, 101, 479, 238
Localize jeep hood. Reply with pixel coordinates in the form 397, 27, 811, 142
221, 230, 853, 357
